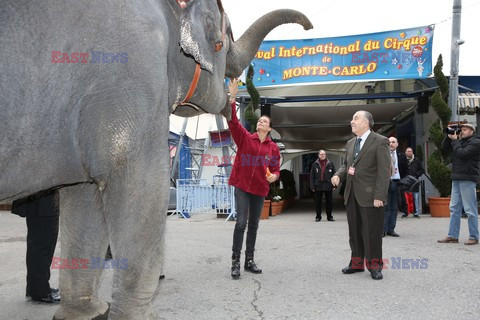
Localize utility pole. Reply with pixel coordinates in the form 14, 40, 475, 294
448, 0, 464, 122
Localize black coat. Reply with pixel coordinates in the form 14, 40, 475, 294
443, 135, 480, 182
310, 159, 335, 191
11, 189, 59, 218
407, 158, 425, 178
395, 151, 409, 179
398, 175, 420, 192
407, 157, 424, 192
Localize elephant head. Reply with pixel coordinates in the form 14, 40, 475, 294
173, 0, 313, 117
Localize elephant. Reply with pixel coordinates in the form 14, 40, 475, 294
0, 0, 312, 319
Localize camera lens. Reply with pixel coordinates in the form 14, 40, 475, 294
444, 125, 460, 135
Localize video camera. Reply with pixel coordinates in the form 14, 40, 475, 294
444, 124, 461, 135
444, 121, 470, 135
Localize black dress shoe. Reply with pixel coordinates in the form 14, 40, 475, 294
386, 231, 400, 237
401, 214, 408, 218
342, 265, 365, 274
315, 217, 321, 222
382, 231, 386, 238
327, 218, 335, 221
370, 270, 383, 280
26, 287, 59, 299
31, 292, 61, 304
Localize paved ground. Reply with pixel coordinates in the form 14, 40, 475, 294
1, 199, 479, 320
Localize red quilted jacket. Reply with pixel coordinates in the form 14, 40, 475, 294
227, 102, 280, 197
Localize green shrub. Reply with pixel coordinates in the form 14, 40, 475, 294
244, 65, 259, 133
427, 55, 452, 197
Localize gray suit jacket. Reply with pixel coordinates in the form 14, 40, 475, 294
335, 132, 391, 207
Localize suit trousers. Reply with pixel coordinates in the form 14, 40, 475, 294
346, 191, 384, 271
384, 180, 400, 232
26, 213, 59, 299
314, 190, 333, 219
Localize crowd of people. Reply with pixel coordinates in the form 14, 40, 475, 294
226, 78, 479, 281
8, 80, 479, 307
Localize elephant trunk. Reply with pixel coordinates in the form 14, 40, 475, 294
225, 9, 313, 78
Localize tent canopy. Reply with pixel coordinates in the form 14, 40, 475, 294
237, 80, 422, 151
272, 101, 416, 150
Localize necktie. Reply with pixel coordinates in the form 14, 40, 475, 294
353, 138, 362, 160
391, 150, 398, 176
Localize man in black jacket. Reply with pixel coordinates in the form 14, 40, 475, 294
310, 150, 336, 221
384, 137, 408, 237
11, 189, 60, 303
438, 123, 480, 245
404, 147, 425, 217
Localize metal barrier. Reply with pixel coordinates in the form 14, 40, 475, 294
175, 178, 236, 220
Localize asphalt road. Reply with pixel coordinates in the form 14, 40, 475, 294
1, 199, 479, 320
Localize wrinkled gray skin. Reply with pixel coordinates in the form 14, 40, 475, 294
0, 1, 312, 319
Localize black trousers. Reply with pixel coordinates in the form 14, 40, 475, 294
232, 188, 264, 256
25, 210, 59, 299
346, 192, 384, 271
314, 190, 333, 219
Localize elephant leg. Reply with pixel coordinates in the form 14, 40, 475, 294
53, 184, 110, 320
105, 165, 169, 319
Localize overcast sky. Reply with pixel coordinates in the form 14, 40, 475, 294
223, 0, 480, 76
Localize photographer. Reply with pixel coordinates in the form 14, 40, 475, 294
438, 123, 480, 245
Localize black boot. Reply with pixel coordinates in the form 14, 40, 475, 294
231, 254, 241, 279
244, 254, 262, 274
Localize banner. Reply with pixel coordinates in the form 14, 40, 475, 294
249, 25, 434, 87
209, 130, 232, 148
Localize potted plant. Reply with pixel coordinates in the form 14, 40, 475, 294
261, 199, 270, 219
427, 54, 452, 217
270, 183, 283, 216
0, 203, 12, 211
271, 197, 283, 216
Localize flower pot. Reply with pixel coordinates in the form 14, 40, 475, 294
428, 197, 451, 217
261, 200, 270, 219
278, 200, 285, 213
271, 201, 282, 216
0, 204, 12, 211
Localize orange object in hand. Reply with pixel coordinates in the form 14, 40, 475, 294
266, 167, 272, 177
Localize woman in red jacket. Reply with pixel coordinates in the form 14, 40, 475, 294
227, 79, 280, 279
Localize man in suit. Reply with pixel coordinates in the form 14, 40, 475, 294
384, 137, 409, 237
331, 110, 391, 280
11, 189, 60, 303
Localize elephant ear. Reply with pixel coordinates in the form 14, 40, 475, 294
180, 0, 222, 74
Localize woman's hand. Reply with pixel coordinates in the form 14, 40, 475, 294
266, 174, 277, 183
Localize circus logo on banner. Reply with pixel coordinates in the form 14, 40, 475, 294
247, 25, 434, 87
